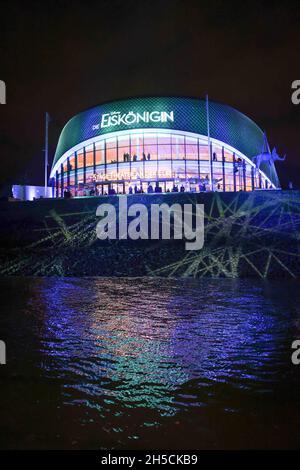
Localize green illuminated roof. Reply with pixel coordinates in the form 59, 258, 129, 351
52, 96, 279, 186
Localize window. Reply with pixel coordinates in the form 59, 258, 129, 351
118, 135, 130, 147
186, 161, 199, 178
172, 135, 185, 159
158, 144, 171, 160
77, 150, 84, 169
106, 147, 117, 164
69, 173, 75, 186
69, 154, 75, 171
54, 129, 274, 195
144, 134, 157, 146
118, 166, 131, 180
106, 137, 116, 149
95, 141, 104, 165
157, 160, 172, 178
158, 134, 171, 160
224, 149, 233, 162
199, 145, 209, 161
94, 167, 106, 181
185, 137, 198, 160
157, 133, 171, 145
85, 166, 94, 182
85, 145, 94, 167
172, 161, 186, 179
144, 160, 159, 180
144, 144, 157, 160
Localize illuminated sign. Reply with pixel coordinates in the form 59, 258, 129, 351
92, 110, 174, 130
52, 97, 279, 187
53, 97, 268, 167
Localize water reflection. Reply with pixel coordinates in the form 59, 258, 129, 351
1, 277, 300, 449
38, 279, 300, 409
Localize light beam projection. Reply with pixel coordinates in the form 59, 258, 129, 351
0, 191, 300, 278
149, 191, 300, 278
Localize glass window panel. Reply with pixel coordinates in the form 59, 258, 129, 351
246, 177, 252, 191
172, 161, 186, 179
130, 145, 141, 160
77, 151, 84, 168
131, 161, 144, 180
69, 155, 75, 171
144, 161, 159, 180
130, 134, 143, 147
106, 147, 117, 164
212, 163, 223, 187
199, 145, 209, 161
212, 148, 221, 162
117, 164, 131, 181
85, 167, 94, 182
224, 173, 234, 191
144, 144, 157, 160
171, 135, 184, 145
199, 162, 210, 178
95, 142, 104, 165
86, 151, 93, 167
224, 149, 233, 162
157, 160, 172, 179
158, 144, 171, 160
95, 141, 104, 149
144, 134, 157, 146
106, 137, 116, 149
157, 133, 171, 145
185, 137, 197, 145
245, 163, 252, 176
185, 144, 198, 160
186, 162, 199, 178
172, 143, 185, 159
120, 147, 130, 161
118, 135, 130, 147
106, 164, 118, 181
94, 167, 106, 181
77, 169, 84, 184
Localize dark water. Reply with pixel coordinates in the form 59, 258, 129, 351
0, 277, 300, 449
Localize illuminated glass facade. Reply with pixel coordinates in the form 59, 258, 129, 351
50, 97, 279, 196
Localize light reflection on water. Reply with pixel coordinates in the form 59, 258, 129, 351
0, 277, 300, 449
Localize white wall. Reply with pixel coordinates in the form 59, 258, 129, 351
12, 185, 53, 201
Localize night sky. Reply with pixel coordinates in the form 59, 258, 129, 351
1, 0, 300, 190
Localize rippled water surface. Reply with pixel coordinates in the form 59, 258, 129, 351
0, 277, 300, 449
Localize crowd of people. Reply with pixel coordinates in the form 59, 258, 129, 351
62, 174, 220, 198
123, 152, 152, 162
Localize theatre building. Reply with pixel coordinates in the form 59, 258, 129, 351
49, 96, 280, 196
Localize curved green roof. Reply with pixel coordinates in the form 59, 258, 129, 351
52, 96, 279, 187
